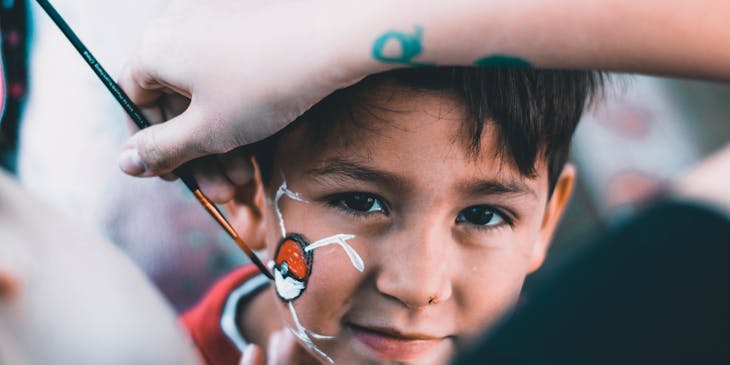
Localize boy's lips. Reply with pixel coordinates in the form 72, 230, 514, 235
348, 323, 450, 361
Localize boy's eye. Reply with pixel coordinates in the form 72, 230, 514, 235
456, 205, 507, 227
330, 193, 387, 214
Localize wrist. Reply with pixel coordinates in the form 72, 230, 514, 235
317, 0, 527, 76
311, 0, 399, 90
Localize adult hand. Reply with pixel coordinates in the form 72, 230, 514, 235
118, 0, 730, 202
238, 330, 319, 365
117, 0, 373, 201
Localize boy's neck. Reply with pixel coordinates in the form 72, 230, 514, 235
237, 285, 281, 349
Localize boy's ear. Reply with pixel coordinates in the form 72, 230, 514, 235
224, 162, 268, 251
528, 163, 576, 273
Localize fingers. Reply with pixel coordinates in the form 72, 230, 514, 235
120, 143, 254, 205
118, 61, 169, 111
218, 148, 255, 187
240, 344, 264, 365
267, 330, 302, 365
190, 150, 254, 204
118, 60, 211, 177
239, 330, 308, 365
266, 330, 285, 365
117, 105, 202, 176
189, 156, 235, 204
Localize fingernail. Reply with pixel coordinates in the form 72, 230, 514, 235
241, 344, 256, 365
119, 149, 146, 175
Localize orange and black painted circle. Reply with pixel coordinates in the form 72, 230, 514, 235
274, 234, 313, 282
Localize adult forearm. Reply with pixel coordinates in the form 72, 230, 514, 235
342, 0, 730, 80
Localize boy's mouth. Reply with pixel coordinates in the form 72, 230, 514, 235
348, 323, 449, 361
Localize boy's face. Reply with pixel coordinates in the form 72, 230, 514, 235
236, 83, 574, 364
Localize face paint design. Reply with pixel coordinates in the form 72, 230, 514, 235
287, 301, 335, 363
273, 234, 312, 301
274, 178, 306, 237
271, 177, 365, 364
306, 234, 364, 272
272, 233, 365, 302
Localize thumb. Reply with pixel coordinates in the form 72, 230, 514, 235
119, 104, 235, 176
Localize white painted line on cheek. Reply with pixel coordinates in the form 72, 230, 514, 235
274, 176, 309, 237
286, 301, 335, 363
305, 234, 365, 272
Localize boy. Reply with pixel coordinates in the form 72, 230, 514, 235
182, 67, 602, 365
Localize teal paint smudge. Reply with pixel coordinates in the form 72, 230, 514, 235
217, 230, 247, 263
186, 230, 207, 248
474, 55, 531, 67
371, 26, 432, 66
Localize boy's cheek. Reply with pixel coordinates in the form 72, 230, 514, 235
454, 251, 532, 328
279, 249, 365, 334
309, 242, 367, 283
263, 194, 370, 333
457, 286, 524, 337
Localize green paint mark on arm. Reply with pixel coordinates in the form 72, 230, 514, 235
474, 55, 531, 67
371, 26, 433, 67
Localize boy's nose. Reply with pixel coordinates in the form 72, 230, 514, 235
375, 224, 453, 309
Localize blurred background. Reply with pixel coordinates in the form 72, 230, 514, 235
2, 0, 729, 312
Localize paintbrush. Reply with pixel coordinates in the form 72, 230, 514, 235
35, 0, 273, 280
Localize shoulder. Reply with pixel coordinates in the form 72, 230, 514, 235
181, 265, 270, 365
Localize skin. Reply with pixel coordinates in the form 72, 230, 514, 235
228, 82, 576, 364
0, 171, 202, 365
118, 0, 730, 202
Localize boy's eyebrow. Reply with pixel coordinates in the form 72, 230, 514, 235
463, 179, 537, 198
306, 158, 536, 198
306, 158, 407, 189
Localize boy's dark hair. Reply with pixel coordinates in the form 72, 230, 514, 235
254, 67, 603, 194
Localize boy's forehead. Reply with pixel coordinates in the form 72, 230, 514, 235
293, 83, 473, 157
274, 86, 548, 198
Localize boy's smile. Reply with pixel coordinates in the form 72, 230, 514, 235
233, 82, 575, 364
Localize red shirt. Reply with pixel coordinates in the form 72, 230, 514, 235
181, 265, 270, 365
